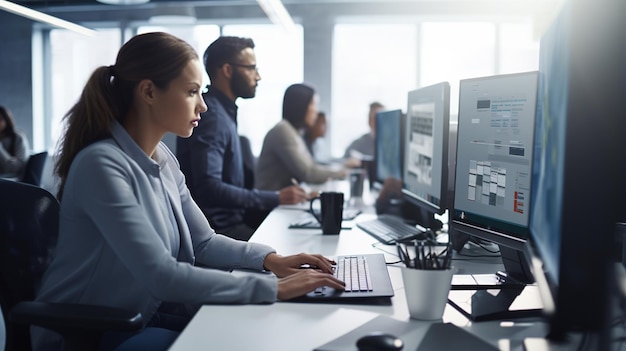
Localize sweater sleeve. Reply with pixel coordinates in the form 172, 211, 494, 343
67, 145, 278, 305
272, 122, 344, 184
182, 107, 279, 210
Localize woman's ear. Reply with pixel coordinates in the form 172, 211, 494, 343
137, 79, 155, 105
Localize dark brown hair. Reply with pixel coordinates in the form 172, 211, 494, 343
203, 36, 255, 82
55, 31, 198, 199
282, 83, 316, 130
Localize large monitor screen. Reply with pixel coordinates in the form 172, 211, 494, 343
374, 109, 403, 187
525, 0, 625, 342
447, 71, 540, 321
402, 82, 450, 216
452, 71, 538, 243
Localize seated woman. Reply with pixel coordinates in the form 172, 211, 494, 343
32, 32, 344, 351
304, 111, 327, 158
256, 84, 346, 191
0, 105, 30, 179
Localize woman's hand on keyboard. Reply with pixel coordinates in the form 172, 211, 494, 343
277, 269, 345, 301
263, 252, 335, 278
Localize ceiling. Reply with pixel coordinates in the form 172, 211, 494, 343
14, 0, 140, 5
7, 0, 558, 28
12, 0, 320, 6
11, 0, 269, 9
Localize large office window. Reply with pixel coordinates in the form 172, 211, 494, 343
498, 21, 540, 74
49, 28, 121, 150
332, 23, 418, 159
420, 22, 496, 119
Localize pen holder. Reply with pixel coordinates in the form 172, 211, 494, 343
398, 240, 454, 320
401, 266, 454, 320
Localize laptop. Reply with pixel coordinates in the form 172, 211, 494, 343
289, 253, 394, 303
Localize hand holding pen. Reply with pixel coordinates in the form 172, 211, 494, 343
279, 179, 308, 204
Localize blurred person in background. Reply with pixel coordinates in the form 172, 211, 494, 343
256, 83, 347, 191
0, 105, 30, 179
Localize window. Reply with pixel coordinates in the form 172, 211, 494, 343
332, 23, 418, 158
420, 22, 496, 118
498, 21, 539, 74
49, 28, 121, 150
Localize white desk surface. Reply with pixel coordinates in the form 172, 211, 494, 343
169, 202, 551, 351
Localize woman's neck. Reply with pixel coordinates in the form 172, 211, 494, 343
122, 112, 164, 158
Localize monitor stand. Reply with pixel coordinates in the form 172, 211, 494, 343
447, 285, 543, 321
447, 245, 543, 321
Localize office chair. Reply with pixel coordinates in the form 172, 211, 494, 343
0, 179, 142, 351
1, 304, 5, 351
20, 151, 48, 187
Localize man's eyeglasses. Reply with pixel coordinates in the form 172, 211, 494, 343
229, 63, 259, 72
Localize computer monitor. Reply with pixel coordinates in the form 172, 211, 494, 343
523, 0, 625, 347
401, 82, 451, 230
448, 71, 540, 320
373, 109, 404, 190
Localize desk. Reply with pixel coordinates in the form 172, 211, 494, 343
169, 206, 549, 351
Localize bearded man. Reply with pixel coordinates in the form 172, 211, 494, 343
177, 36, 306, 241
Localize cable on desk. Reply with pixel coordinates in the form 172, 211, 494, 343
370, 242, 404, 265
452, 254, 500, 261
471, 241, 501, 254
371, 241, 398, 256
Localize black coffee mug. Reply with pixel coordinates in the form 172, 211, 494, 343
310, 192, 344, 235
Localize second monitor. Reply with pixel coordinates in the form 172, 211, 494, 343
356, 82, 451, 245
373, 109, 404, 190
402, 81, 451, 230
448, 70, 541, 321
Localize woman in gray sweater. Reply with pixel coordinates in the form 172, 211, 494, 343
33, 33, 344, 351
256, 83, 346, 190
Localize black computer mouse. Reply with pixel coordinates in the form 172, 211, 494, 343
356, 332, 404, 351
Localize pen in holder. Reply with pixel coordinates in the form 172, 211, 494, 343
398, 240, 455, 320
396, 240, 453, 270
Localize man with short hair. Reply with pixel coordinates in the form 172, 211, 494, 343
177, 36, 306, 241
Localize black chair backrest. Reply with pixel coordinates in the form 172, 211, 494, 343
21, 152, 48, 187
0, 179, 59, 350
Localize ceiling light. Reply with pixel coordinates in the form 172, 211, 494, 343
256, 0, 295, 32
97, 0, 150, 4
0, 0, 95, 36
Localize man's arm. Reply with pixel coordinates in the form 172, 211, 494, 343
183, 109, 279, 211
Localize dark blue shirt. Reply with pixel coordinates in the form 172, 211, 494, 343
176, 87, 279, 230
